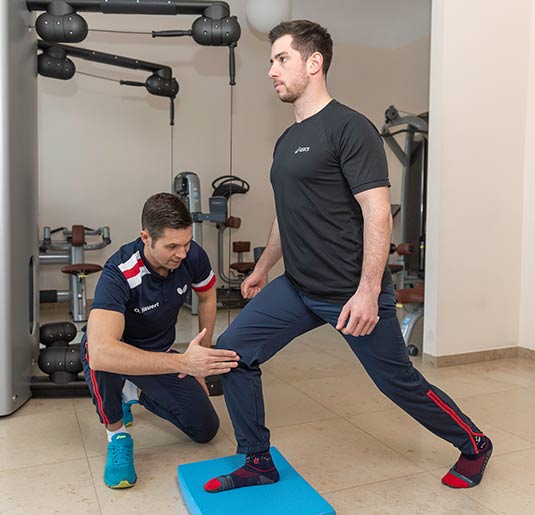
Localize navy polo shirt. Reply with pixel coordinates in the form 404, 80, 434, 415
88, 237, 216, 352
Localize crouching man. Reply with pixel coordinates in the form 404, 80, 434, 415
82, 192, 239, 488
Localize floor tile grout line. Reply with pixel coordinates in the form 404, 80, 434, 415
280, 377, 355, 420
84, 435, 236, 459
268, 414, 342, 434
74, 402, 104, 515
74, 400, 91, 458
86, 456, 105, 515
341, 413, 431, 473
520, 384, 535, 392
320, 469, 431, 495
425, 470, 502, 515
452, 411, 535, 449
455, 385, 527, 400
322, 471, 498, 515
0, 455, 90, 475
466, 499, 500, 515
426, 444, 535, 476
317, 467, 474, 497
449, 485, 501, 515
4, 401, 79, 421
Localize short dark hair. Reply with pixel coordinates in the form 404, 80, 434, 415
141, 192, 192, 240
268, 20, 333, 75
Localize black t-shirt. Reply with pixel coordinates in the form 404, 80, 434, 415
270, 100, 392, 303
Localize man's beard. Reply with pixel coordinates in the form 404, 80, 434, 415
278, 73, 310, 103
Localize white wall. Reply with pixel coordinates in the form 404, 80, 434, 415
519, 0, 535, 352
38, 1, 431, 298
38, 11, 238, 294
425, 0, 531, 356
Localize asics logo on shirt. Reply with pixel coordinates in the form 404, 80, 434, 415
294, 146, 310, 154
133, 302, 160, 314
177, 284, 188, 295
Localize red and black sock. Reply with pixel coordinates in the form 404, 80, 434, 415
204, 450, 280, 493
442, 436, 493, 488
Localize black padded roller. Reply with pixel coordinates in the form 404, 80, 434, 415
35, 12, 88, 43
40, 321, 77, 346
38, 345, 83, 384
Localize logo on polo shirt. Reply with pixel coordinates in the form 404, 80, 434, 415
177, 284, 188, 295
133, 302, 160, 314
294, 146, 310, 154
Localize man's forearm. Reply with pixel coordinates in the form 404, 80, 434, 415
359, 211, 392, 294
197, 290, 217, 348
354, 188, 392, 294
88, 337, 184, 375
255, 217, 283, 274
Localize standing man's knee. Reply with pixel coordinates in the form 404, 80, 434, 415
216, 330, 236, 351
368, 363, 425, 401
215, 327, 245, 358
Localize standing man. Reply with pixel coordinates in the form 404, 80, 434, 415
83, 192, 239, 489
204, 21, 492, 493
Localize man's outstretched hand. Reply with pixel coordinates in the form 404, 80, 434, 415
178, 328, 239, 378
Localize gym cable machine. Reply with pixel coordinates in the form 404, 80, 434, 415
27, 0, 241, 85
381, 105, 428, 356
26, 0, 242, 399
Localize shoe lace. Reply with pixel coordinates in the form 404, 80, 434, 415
111, 441, 132, 467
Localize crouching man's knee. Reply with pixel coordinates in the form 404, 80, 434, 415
188, 412, 220, 444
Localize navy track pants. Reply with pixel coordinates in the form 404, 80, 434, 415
216, 275, 484, 455
81, 343, 219, 443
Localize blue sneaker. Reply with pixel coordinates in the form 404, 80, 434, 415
104, 433, 137, 489
122, 399, 138, 428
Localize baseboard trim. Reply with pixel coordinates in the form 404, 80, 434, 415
518, 347, 535, 361
422, 346, 535, 368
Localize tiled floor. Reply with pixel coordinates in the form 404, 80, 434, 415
1, 306, 535, 514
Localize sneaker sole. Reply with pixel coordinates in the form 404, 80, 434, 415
106, 479, 136, 489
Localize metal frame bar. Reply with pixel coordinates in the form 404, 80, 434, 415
38, 40, 172, 77
27, 1, 230, 17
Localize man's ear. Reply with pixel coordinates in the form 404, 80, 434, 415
140, 229, 150, 245
308, 51, 324, 76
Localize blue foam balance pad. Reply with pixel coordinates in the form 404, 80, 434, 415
177, 446, 336, 515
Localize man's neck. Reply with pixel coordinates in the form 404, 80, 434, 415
293, 85, 332, 123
